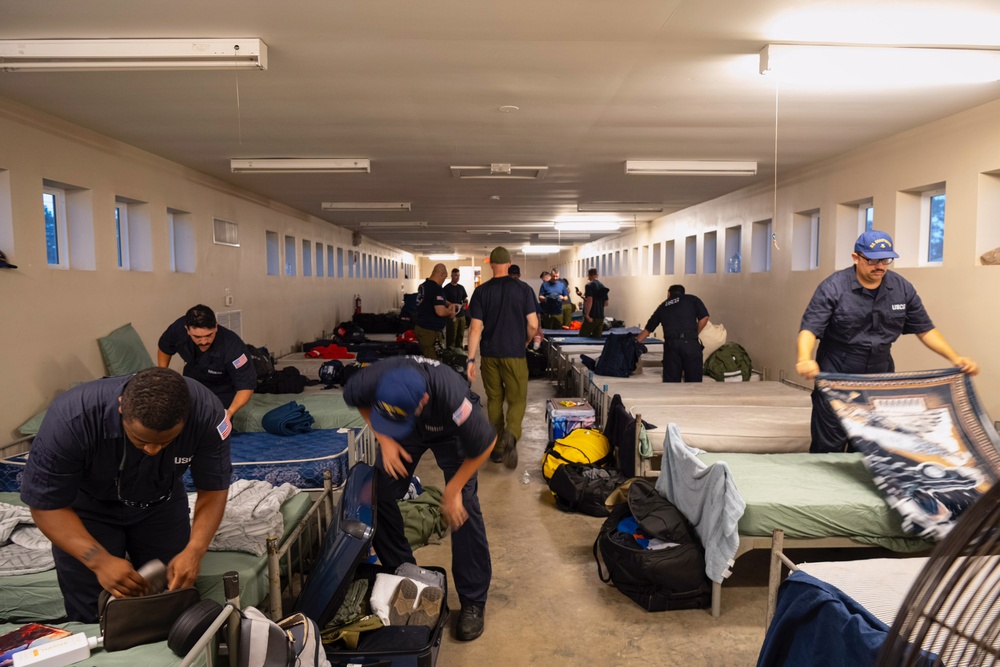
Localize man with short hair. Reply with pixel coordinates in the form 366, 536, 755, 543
344, 357, 495, 642
796, 230, 978, 453
636, 285, 709, 382
21, 367, 231, 622
578, 268, 609, 339
157, 304, 256, 420
414, 263, 457, 359
467, 247, 539, 468
443, 267, 469, 350
538, 269, 569, 331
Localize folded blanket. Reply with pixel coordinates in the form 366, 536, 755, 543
261, 401, 315, 436
654, 423, 746, 584
0, 502, 54, 575
189, 480, 299, 556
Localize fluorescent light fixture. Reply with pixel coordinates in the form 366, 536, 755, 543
231, 158, 369, 174
538, 232, 591, 240
358, 221, 427, 228
625, 160, 757, 176
0, 38, 267, 71
521, 245, 563, 254
428, 253, 460, 261
322, 202, 410, 211
450, 164, 548, 180
760, 43, 1000, 86
553, 221, 621, 232
578, 201, 664, 213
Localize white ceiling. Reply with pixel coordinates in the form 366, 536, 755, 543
2, 0, 999, 257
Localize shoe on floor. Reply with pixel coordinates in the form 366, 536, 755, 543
389, 578, 418, 626
501, 431, 518, 470
455, 603, 485, 641
408, 586, 444, 628
489, 432, 506, 463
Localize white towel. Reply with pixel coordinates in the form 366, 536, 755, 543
370, 573, 428, 626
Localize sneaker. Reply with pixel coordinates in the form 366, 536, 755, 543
501, 431, 518, 470
389, 578, 418, 626
455, 603, 485, 641
408, 586, 444, 628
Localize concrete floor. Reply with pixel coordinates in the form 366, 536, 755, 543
409, 373, 771, 666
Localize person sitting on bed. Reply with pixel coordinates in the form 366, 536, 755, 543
20, 367, 231, 623
157, 304, 257, 421
795, 230, 979, 453
343, 356, 496, 642
636, 284, 710, 382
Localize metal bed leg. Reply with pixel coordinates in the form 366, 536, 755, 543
766, 529, 784, 628
266, 536, 281, 620
711, 580, 722, 618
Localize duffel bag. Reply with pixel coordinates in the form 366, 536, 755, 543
548, 463, 626, 517
541, 428, 613, 481
593, 478, 710, 611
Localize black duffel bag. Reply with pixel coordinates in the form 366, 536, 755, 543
593, 478, 710, 611
548, 463, 625, 517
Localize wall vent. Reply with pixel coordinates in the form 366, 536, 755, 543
217, 309, 242, 338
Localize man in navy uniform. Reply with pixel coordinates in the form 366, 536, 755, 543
344, 356, 495, 641
414, 263, 458, 360
21, 367, 231, 622
796, 230, 978, 453
157, 304, 256, 421
443, 267, 469, 350
636, 284, 709, 382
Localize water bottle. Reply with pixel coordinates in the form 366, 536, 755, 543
522, 470, 531, 484
728, 252, 742, 273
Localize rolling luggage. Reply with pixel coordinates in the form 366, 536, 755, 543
294, 463, 448, 666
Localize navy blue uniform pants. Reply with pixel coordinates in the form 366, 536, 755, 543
662, 339, 704, 383
52, 497, 191, 622
373, 438, 491, 607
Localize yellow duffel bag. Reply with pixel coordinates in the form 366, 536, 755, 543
542, 428, 614, 481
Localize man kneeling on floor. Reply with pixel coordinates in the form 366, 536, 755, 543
344, 356, 495, 641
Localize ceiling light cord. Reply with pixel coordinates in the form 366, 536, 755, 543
234, 45, 242, 146
772, 79, 780, 244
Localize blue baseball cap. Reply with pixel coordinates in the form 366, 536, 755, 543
855, 231, 899, 260
370, 367, 427, 440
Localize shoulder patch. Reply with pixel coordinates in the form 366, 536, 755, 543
452, 398, 473, 426
232, 353, 248, 369
217, 415, 232, 440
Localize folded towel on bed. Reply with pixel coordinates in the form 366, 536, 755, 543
189, 480, 299, 556
261, 401, 316, 436
654, 423, 746, 584
0, 502, 54, 575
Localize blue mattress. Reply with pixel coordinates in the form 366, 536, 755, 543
547, 335, 662, 346
0, 454, 28, 494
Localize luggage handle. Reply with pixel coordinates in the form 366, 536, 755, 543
593, 535, 611, 584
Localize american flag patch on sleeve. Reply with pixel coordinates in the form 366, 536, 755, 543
232, 353, 248, 369
217, 415, 232, 439
452, 398, 473, 426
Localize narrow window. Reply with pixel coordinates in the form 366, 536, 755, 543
927, 192, 946, 263
42, 187, 68, 268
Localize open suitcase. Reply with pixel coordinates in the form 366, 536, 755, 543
294, 462, 448, 666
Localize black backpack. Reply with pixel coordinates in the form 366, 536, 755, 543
594, 478, 710, 611
246, 344, 276, 387
548, 463, 625, 517
526, 348, 547, 379
258, 367, 308, 394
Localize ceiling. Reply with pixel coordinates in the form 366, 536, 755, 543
2, 0, 1000, 258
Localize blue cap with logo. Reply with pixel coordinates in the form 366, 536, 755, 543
855, 230, 899, 260
371, 366, 427, 440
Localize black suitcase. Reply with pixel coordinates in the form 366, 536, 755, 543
294, 462, 448, 666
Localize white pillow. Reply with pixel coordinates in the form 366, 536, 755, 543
699, 321, 727, 362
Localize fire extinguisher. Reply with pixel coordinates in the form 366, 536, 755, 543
354, 294, 362, 315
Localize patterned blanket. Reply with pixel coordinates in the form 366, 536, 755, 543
816, 368, 1000, 540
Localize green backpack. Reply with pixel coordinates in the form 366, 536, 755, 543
703, 342, 752, 382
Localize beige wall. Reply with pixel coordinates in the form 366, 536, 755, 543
565, 98, 1000, 420
0, 99, 416, 439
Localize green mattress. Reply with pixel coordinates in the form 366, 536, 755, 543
699, 452, 932, 553
232, 392, 365, 432
0, 491, 313, 623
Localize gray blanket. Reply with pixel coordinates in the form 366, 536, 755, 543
653, 424, 746, 584
0, 503, 54, 575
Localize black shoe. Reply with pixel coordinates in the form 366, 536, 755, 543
489, 441, 504, 463
501, 431, 518, 470
455, 603, 485, 641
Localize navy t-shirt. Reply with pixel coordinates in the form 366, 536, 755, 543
538, 280, 568, 315
21, 376, 232, 513
442, 282, 468, 306
644, 294, 709, 338
157, 317, 256, 407
800, 266, 934, 373
343, 356, 495, 458
468, 277, 538, 358
416, 279, 449, 331
584, 280, 608, 320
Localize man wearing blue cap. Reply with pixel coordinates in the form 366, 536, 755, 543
796, 230, 978, 453
343, 356, 496, 641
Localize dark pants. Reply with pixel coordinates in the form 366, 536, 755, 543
809, 388, 850, 453
579, 318, 603, 339
373, 432, 491, 607
53, 496, 191, 622
662, 339, 704, 383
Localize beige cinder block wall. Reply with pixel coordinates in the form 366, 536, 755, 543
0, 99, 414, 439
568, 98, 1000, 420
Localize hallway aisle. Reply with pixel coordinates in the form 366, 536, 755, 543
407, 372, 769, 666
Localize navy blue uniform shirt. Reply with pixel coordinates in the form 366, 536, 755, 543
800, 266, 934, 373
21, 375, 232, 512
584, 280, 608, 320
157, 317, 256, 407
416, 279, 449, 331
469, 277, 538, 358
538, 280, 568, 315
644, 294, 709, 338
343, 356, 495, 459
442, 282, 468, 307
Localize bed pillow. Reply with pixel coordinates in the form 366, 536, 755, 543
18, 409, 47, 435
98, 323, 154, 376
